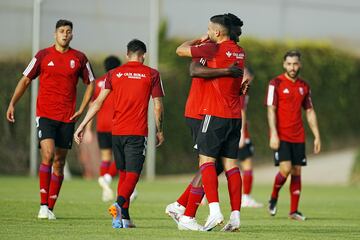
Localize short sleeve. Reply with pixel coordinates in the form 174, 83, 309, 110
302, 88, 313, 110
265, 79, 278, 107
80, 54, 95, 84
190, 42, 218, 60
150, 69, 165, 98
23, 50, 46, 80
104, 71, 113, 90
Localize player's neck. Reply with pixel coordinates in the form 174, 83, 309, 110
54, 43, 70, 53
284, 73, 297, 82
217, 36, 230, 44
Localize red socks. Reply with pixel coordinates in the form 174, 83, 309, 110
108, 161, 118, 177
99, 160, 111, 176
184, 186, 204, 217
226, 167, 242, 211
242, 170, 253, 195
118, 171, 140, 203
48, 174, 64, 210
200, 162, 219, 203
176, 184, 192, 207
271, 172, 287, 199
39, 163, 51, 205
290, 175, 301, 213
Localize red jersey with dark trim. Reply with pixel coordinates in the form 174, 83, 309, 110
192, 40, 245, 118
265, 74, 313, 143
104, 61, 165, 136
93, 74, 114, 132
23, 45, 95, 123
240, 95, 251, 139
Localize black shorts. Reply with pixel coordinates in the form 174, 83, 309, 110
112, 135, 147, 173
196, 115, 241, 159
238, 140, 254, 161
97, 132, 112, 149
274, 141, 306, 166
185, 117, 202, 148
36, 117, 75, 149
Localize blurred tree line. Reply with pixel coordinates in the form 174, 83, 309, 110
1, 23, 359, 175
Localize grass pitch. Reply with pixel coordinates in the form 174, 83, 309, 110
0, 176, 359, 240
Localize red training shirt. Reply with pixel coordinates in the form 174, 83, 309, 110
23, 45, 95, 123
104, 61, 165, 136
265, 74, 313, 143
239, 95, 251, 140
93, 74, 114, 132
191, 40, 245, 119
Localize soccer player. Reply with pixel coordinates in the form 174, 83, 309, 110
239, 68, 263, 208
265, 50, 321, 221
6, 19, 95, 220
74, 39, 165, 229
174, 14, 246, 231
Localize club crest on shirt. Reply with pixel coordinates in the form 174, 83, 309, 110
98, 81, 105, 88
70, 60, 75, 69
299, 87, 304, 95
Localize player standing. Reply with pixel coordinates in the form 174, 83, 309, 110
6, 19, 95, 220
74, 39, 165, 228
265, 50, 321, 221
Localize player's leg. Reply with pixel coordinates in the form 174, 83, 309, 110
97, 132, 115, 202
36, 117, 57, 219
289, 142, 306, 220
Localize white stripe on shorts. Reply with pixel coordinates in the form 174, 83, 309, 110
202, 115, 211, 133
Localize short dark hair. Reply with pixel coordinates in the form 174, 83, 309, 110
210, 14, 232, 35
56, 19, 73, 30
127, 39, 147, 54
225, 13, 243, 42
104, 56, 121, 72
284, 50, 301, 60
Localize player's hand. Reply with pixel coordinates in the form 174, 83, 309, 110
314, 137, 321, 154
228, 62, 243, 78
156, 131, 164, 147
239, 135, 245, 148
240, 79, 250, 95
269, 133, 280, 150
70, 110, 82, 121
6, 105, 15, 123
74, 127, 85, 145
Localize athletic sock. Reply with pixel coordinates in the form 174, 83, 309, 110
200, 162, 219, 203
271, 172, 287, 199
117, 170, 126, 197
226, 167, 242, 211
48, 173, 64, 210
117, 172, 140, 207
290, 175, 301, 213
99, 160, 111, 176
39, 163, 51, 205
176, 184, 192, 207
184, 186, 204, 217
108, 161, 118, 177
242, 170, 253, 195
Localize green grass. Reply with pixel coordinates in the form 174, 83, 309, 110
0, 176, 359, 240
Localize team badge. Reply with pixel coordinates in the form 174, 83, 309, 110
299, 87, 304, 95
98, 81, 105, 88
70, 60, 75, 69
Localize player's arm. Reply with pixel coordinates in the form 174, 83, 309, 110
6, 75, 32, 123
70, 81, 95, 121
176, 35, 209, 57
74, 88, 110, 144
267, 105, 280, 150
153, 97, 164, 147
189, 61, 243, 79
306, 108, 321, 154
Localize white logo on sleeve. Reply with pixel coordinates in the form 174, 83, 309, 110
283, 88, 290, 94
47, 61, 54, 66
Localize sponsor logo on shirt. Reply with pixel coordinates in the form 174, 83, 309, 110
117, 72, 147, 79
47, 61, 54, 66
283, 88, 290, 94
299, 87, 304, 95
225, 51, 245, 59
70, 59, 75, 69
